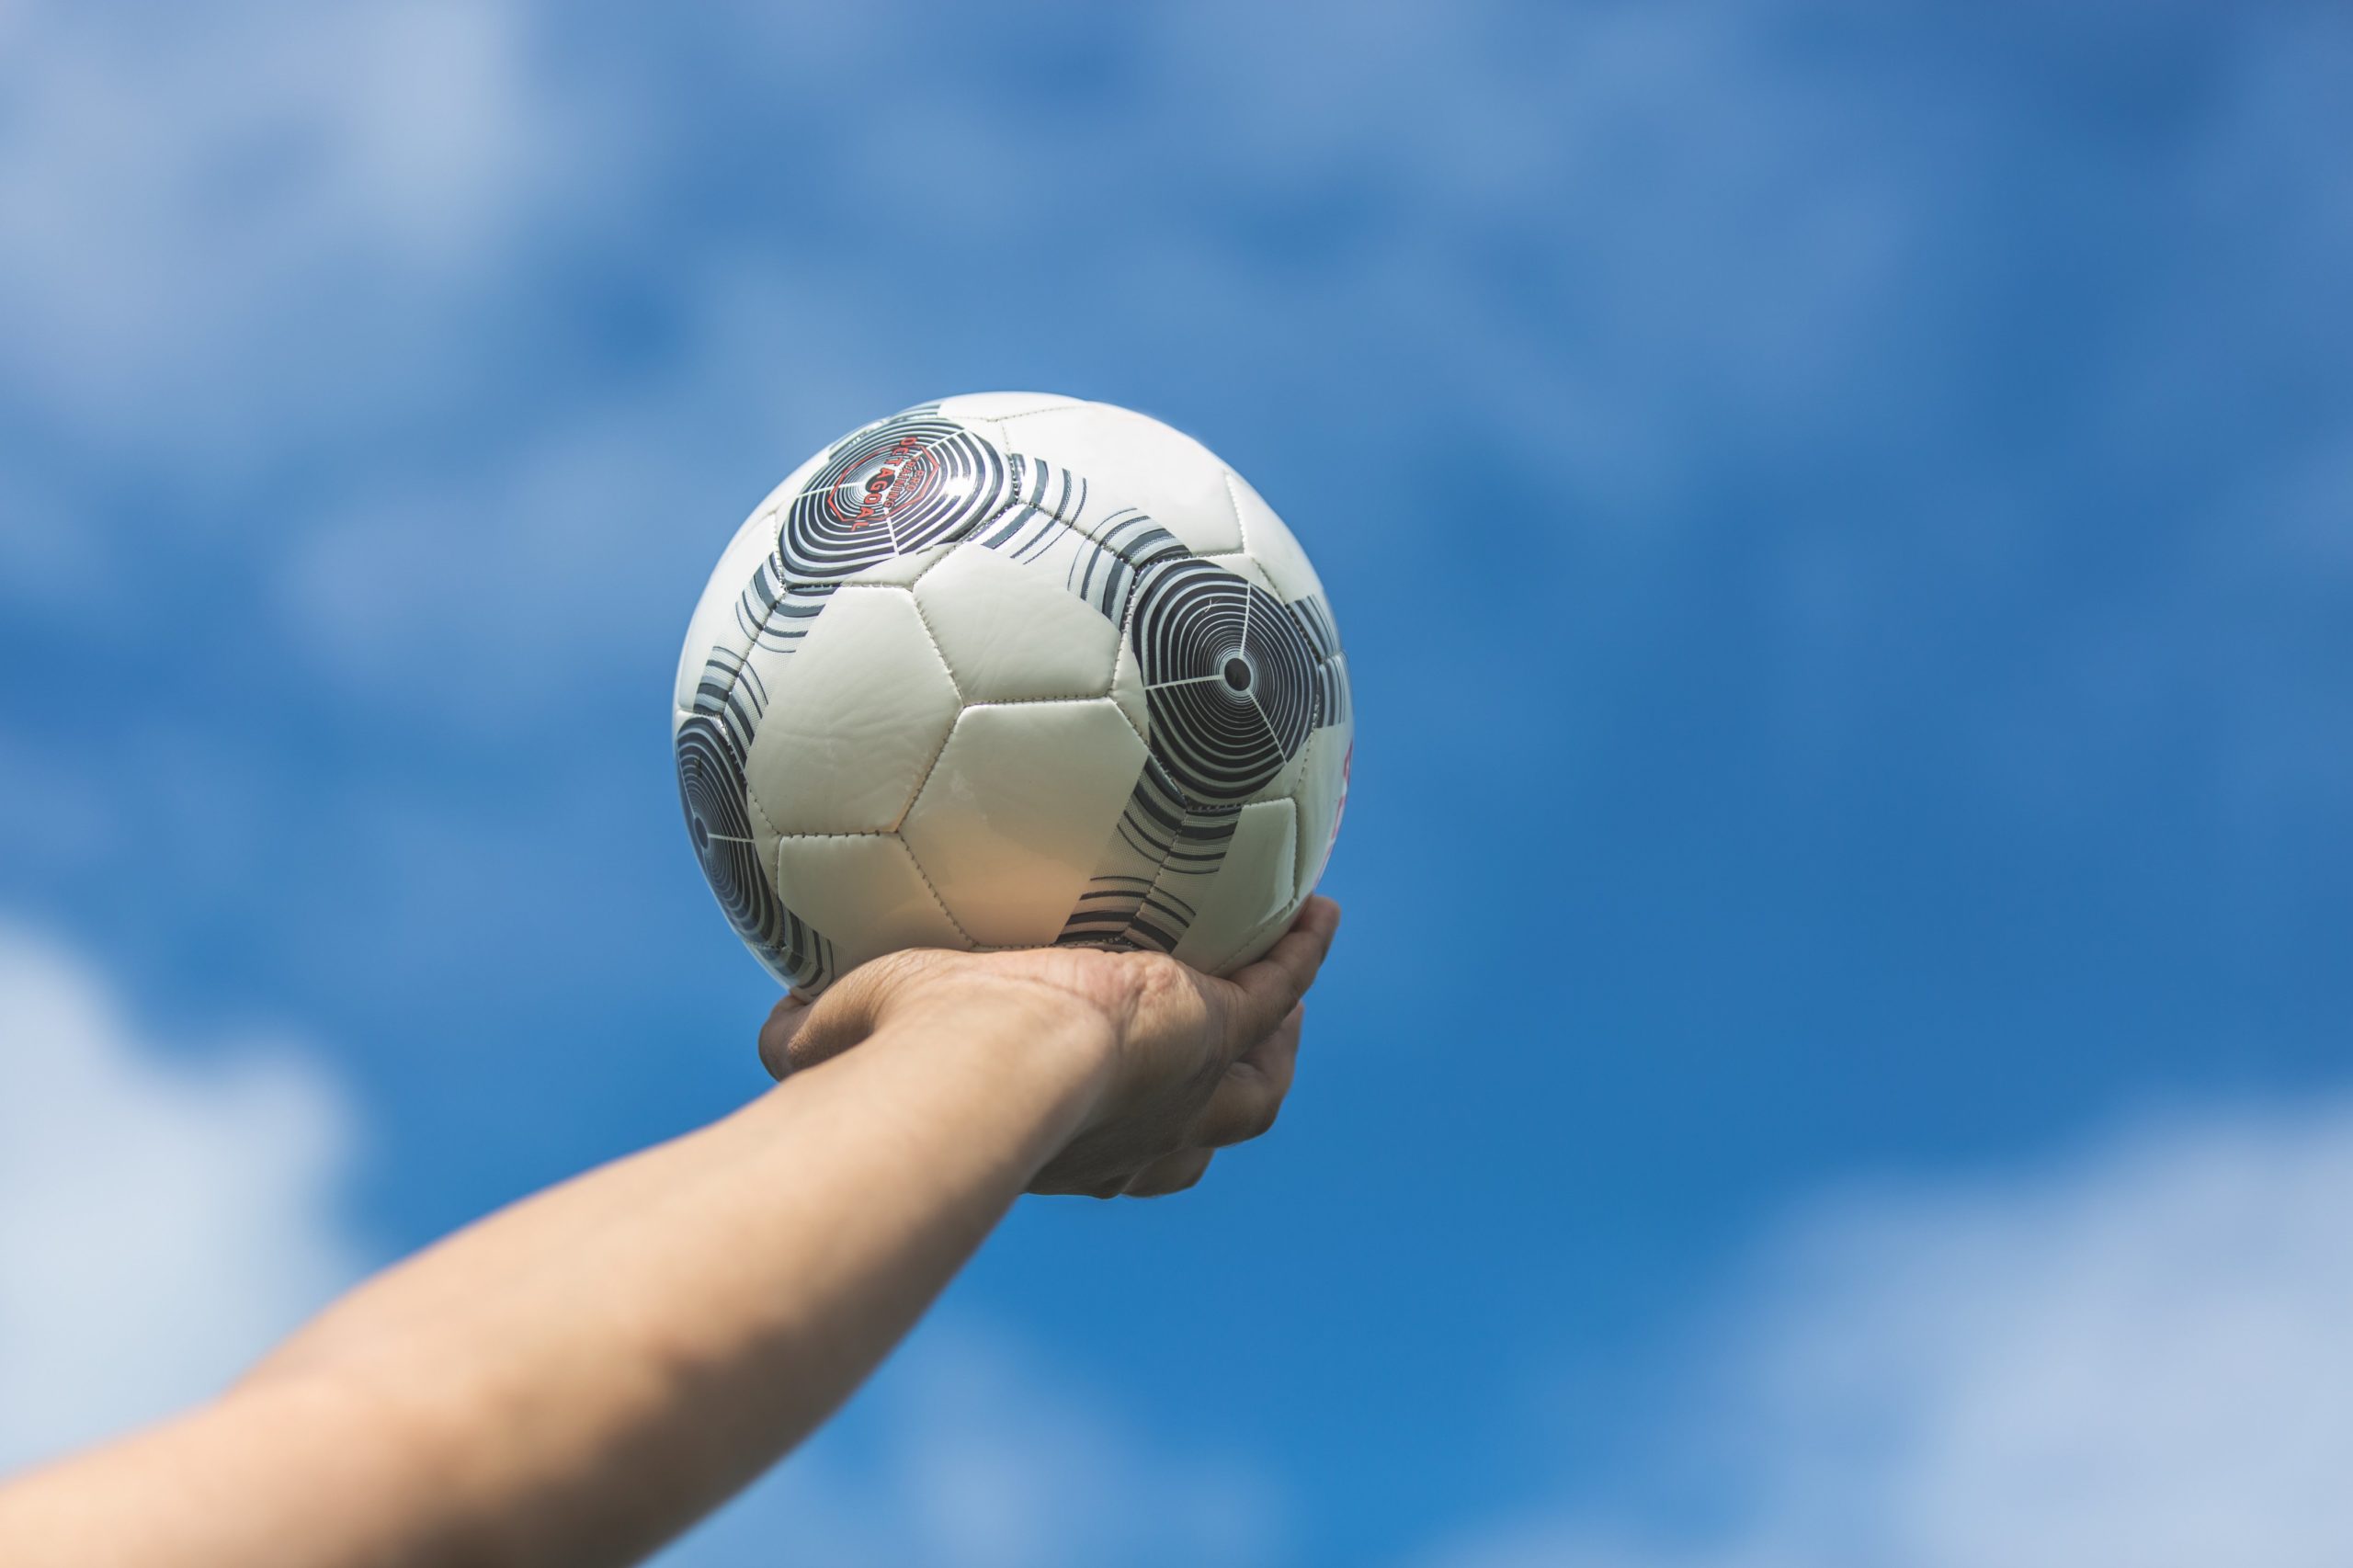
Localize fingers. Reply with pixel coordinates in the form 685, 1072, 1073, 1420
1122, 1146, 1213, 1198
1221, 895, 1341, 1049
1188, 1002, 1303, 1147
1046, 993, 1310, 1199
1121, 999, 1305, 1189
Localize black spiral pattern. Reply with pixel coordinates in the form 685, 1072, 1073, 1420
676, 713, 816, 985
781, 407, 1009, 581
1131, 559, 1320, 803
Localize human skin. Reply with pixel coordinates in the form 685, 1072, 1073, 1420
0, 896, 1340, 1568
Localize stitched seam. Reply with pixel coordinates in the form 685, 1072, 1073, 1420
898, 702, 967, 835
1223, 470, 1254, 557
892, 837, 981, 948
987, 400, 1085, 424
1120, 785, 1236, 952
828, 580, 961, 831
1286, 729, 1328, 892
1196, 796, 1299, 974
1108, 641, 1151, 751
769, 832, 982, 953
948, 688, 1152, 752
744, 766, 787, 844
890, 573, 964, 704
1195, 551, 1275, 593
852, 541, 960, 594
960, 693, 1122, 709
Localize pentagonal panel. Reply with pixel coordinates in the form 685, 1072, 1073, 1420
1290, 722, 1353, 894
746, 586, 961, 835
1227, 469, 1328, 606
992, 403, 1245, 556
938, 391, 1084, 424
774, 833, 973, 971
902, 699, 1149, 947
1170, 798, 1300, 974
914, 541, 1120, 704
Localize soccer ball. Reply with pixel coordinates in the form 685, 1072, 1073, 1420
672, 393, 1352, 995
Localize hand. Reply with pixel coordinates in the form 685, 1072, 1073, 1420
756, 896, 1341, 1197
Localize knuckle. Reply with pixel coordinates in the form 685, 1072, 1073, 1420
1131, 953, 1194, 1007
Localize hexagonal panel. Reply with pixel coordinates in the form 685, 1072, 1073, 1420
992, 403, 1245, 555
902, 699, 1149, 947
914, 541, 1120, 704
774, 833, 973, 971
1170, 798, 1299, 974
745, 586, 961, 835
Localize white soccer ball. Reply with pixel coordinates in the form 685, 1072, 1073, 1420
673, 393, 1352, 994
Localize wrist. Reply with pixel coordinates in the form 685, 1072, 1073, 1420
881, 970, 1120, 1130
902, 971, 1114, 1070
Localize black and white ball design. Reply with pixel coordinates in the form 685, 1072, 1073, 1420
1130, 558, 1321, 803
673, 714, 795, 975
672, 393, 1351, 991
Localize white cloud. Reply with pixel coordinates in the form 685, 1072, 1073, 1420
1423, 1100, 2353, 1568
0, 0, 558, 441
664, 1322, 1287, 1568
0, 0, 590, 641
0, 917, 365, 1471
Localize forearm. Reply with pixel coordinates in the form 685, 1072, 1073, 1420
0, 987, 1110, 1568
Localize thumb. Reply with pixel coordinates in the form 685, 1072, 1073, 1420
756, 994, 816, 1081
756, 951, 934, 1080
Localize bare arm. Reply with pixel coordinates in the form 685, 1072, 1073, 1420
0, 898, 1338, 1568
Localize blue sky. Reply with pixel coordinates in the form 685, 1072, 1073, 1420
4, 2, 2352, 1563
